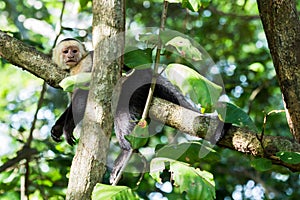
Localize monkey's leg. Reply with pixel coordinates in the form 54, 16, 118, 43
51, 103, 76, 145
62, 103, 76, 146
51, 106, 71, 142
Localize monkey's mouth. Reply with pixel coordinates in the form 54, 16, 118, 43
66, 60, 77, 65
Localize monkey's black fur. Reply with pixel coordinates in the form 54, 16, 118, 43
51, 89, 88, 145
51, 68, 197, 183
51, 69, 195, 146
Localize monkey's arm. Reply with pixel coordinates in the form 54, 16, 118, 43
51, 89, 88, 145
51, 104, 75, 144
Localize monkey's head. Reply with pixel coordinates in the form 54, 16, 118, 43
52, 38, 88, 70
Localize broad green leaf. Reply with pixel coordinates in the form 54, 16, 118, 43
139, 33, 160, 47
165, 63, 222, 112
155, 142, 220, 165
59, 73, 91, 92
166, 36, 202, 61
79, 0, 89, 8
92, 183, 140, 200
124, 48, 153, 69
171, 161, 215, 200
248, 62, 265, 73
125, 120, 149, 149
276, 152, 300, 164
251, 158, 272, 171
182, 0, 200, 12
218, 102, 258, 131
149, 158, 167, 183
150, 158, 216, 200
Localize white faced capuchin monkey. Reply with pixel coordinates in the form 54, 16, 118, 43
51, 38, 214, 185
51, 38, 92, 145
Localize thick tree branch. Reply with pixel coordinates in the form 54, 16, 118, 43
0, 30, 67, 88
0, 145, 38, 173
150, 98, 300, 172
257, 0, 300, 142
2, 32, 300, 172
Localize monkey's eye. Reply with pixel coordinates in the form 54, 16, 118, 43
63, 50, 68, 54
72, 50, 78, 53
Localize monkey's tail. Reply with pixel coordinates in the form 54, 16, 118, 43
110, 149, 133, 185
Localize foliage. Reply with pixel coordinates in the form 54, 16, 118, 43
0, 0, 299, 199
59, 72, 91, 92
150, 158, 216, 200
92, 184, 140, 200
165, 63, 222, 113
276, 152, 300, 165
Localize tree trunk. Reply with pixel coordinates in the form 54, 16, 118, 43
66, 0, 125, 199
257, 0, 300, 142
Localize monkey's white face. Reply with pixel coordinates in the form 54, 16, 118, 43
61, 45, 81, 67
53, 40, 87, 70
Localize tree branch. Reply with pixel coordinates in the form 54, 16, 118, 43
2, 31, 300, 172
0, 30, 67, 88
150, 98, 300, 172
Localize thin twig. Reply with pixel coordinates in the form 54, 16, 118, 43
141, 1, 169, 120
53, 0, 66, 47
259, 109, 286, 147
112, 1, 169, 186
27, 81, 47, 145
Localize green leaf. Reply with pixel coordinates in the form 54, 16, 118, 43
92, 183, 140, 200
150, 158, 216, 200
124, 48, 153, 69
165, 63, 222, 112
59, 73, 91, 92
79, 0, 90, 9
182, 0, 201, 12
155, 142, 220, 165
276, 152, 300, 164
248, 62, 265, 73
166, 36, 202, 61
251, 158, 272, 171
139, 33, 160, 47
125, 120, 149, 150
218, 102, 258, 131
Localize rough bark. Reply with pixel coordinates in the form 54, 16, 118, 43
257, 0, 300, 142
150, 98, 300, 172
1, 33, 300, 174
0, 0, 299, 191
65, 0, 125, 199
0, 31, 67, 88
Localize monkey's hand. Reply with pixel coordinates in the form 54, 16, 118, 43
51, 124, 76, 145
51, 125, 63, 142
